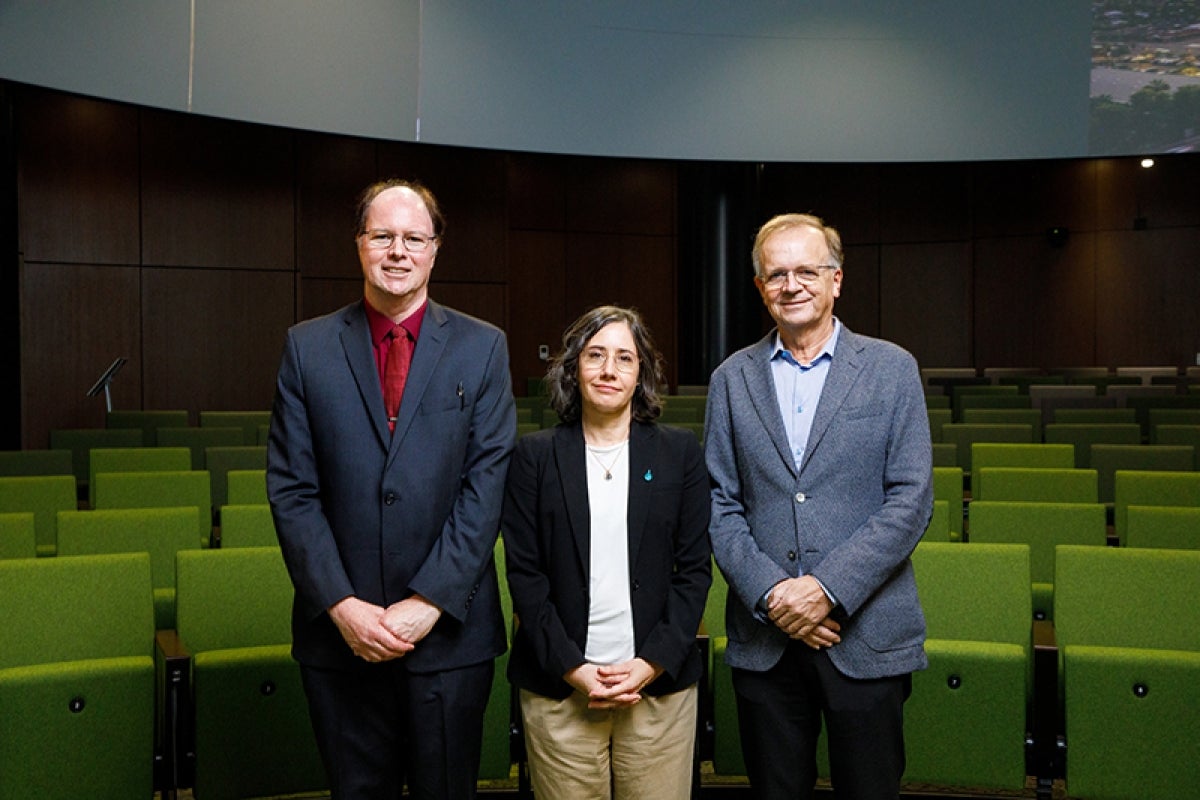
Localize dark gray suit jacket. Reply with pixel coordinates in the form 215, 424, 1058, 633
267, 299, 516, 673
502, 421, 712, 699
706, 325, 932, 680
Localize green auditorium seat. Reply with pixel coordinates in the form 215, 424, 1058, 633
1043, 423, 1142, 469
0, 511, 36, 559
1092, 445, 1196, 506
942, 424, 1035, 473
169, 547, 327, 799
1051, 407, 1136, 425
1054, 545, 1200, 800
972, 467, 1098, 504
1125, 505, 1200, 551
225, 468, 268, 506
0, 552, 156, 800
216, 504, 276, 549
89, 446, 192, 507
57, 506, 201, 630
962, 408, 1042, 440
0, 474, 77, 557
921, 499, 952, 542
204, 445, 267, 511
198, 410, 273, 446
1151, 425, 1200, 467
932, 466, 964, 541
155, 426, 244, 469
967, 501, 1106, 621
0, 448, 74, 478
91, 470, 213, 547
931, 442, 957, 467
49, 427, 144, 487
480, 537, 516, 782
1112, 470, 1200, 546
906, 542, 1032, 791
106, 409, 190, 445
927, 408, 951, 443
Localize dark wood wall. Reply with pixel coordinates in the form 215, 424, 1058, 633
12, 83, 1200, 448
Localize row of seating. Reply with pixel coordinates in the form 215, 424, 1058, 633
705, 542, 1200, 800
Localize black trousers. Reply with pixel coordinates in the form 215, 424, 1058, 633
300, 658, 495, 800
732, 642, 911, 800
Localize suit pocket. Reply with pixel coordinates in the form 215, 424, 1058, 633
844, 401, 886, 420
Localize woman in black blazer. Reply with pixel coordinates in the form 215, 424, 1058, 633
502, 305, 711, 799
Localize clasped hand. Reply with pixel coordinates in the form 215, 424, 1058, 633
328, 595, 442, 663
565, 658, 663, 709
767, 575, 842, 649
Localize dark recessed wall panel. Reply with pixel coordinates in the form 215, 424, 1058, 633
565, 233, 677, 388
141, 268, 295, 414
427, 281, 507, 332
877, 163, 972, 244
879, 242, 973, 368
20, 262, 142, 447
972, 160, 1098, 239
835, 244, 881, 340
1095, 156, 1200, 233
758, 163, 883, 246
507, 153, 568, 232
508, 230, 568, 392
565, 159, 676, 237
296, 132, 378, 279
1096, 228, 1200, 366
974, 233, 1097, 369
299, 278, 363, 325
17, 91, 140, 265
377, 142, 508, 284
141, 110, 295, 270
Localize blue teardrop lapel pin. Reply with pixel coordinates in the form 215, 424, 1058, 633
643, 469, 653, 482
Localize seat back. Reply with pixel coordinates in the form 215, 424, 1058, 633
942, 424, 1034, 472
1090, 445, 1196, 505
106, 409, 190, 444
0, 474, 77, 557
199, 410, 273, 445
967, 501, 1106, 619
0, 448, 74, 478
1113, 470, 1200, 545
204, 445, 267, 509
0, 512, 37, 559
927, 408, 951, 443
0, 551, 153, 669
49, 427, 144, 485
176, 547, 293, 651
226, 468, 268, 505
932, 466, 963, 537
961, 408, 1042, 439
1151, 425, 1200, 467
91, 470, 213, 546
972, 467, 1098, 503
972, 442, 1075, 472
89, 446, 192, 506
1044, 423, 1143, 468
155, 426, 244, 469
57, 506, 201, 629
912, 542, 1031, 647
1126, 505, 1200, 551
1052, 407, 1135, 424
218, 504, 278, 548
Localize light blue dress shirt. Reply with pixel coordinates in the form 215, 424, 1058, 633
769, 319, 841, 470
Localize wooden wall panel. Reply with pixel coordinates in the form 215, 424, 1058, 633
507, 153, 568, 231
971, 160, 1098, 239
427, 282, 507, 332
878, 163, 972, 244
758, 163, 883, 245
879, 242, 973, 367
296, 132, 378, 279
565, 233, 677, 388
974, 233, 1097, 369
16, 90, 140, 265
20, 262, 142, 447
141, 110, 295, 269
833, 244, 881, 340
1096, 228, 1200, 366
1095, 155, 1200, 232
299, 278, 362, 324
141, 268, 295, 414
565, 158, 675, 236
508, 231, 568, 391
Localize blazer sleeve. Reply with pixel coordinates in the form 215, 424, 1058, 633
636, 430, 712, 681
501, 435, 587, 681
267, 326, 356, 617
407, 328, 516, 624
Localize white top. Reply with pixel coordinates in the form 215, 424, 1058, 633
583, 439, 635, 665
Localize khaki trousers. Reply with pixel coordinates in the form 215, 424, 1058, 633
520, 684, 698, 800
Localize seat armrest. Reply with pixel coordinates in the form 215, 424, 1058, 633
155, 629, 194, 796
1031, 619, 1061, 792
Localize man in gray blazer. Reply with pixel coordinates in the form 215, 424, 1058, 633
706, 213, 932, 800
268, 180, 516, 799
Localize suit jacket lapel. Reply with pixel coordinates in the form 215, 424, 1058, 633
554, 424, 591, 578
339, 302, 391, 449
743, 333, 798, 477
388, 301, 449, 462
625, 422, 655, 571
801, 326, 865, 472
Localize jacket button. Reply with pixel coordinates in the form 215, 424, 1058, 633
794, 492, 806, 503
787, 550, 797, 561
384, 492, 396, 505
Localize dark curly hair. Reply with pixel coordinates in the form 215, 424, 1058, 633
545, 305, 665, 424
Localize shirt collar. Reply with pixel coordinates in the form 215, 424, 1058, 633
770, 318, 841, 368
364, 298, 428, 346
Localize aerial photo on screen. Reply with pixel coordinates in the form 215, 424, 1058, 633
1091, 0, 1200, 154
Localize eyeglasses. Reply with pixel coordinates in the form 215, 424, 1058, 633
760, 265, 837, 290
580, 348, 639, 374
361, 229, 438, 253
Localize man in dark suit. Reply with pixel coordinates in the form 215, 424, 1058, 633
267, 179, 516, 799
705, 213, 933, 800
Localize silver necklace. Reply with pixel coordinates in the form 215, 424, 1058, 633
587, 440, 627, 480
